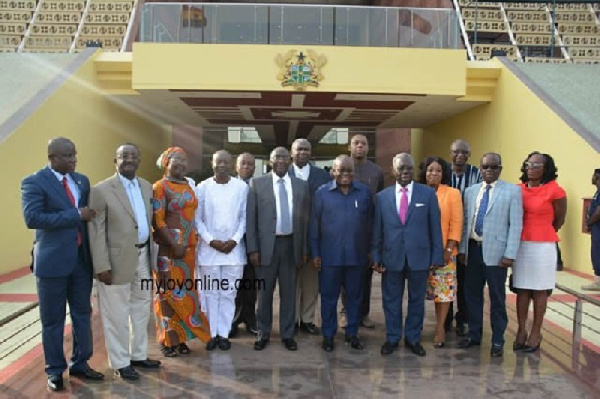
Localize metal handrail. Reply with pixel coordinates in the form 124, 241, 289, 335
147, 2, 456, 12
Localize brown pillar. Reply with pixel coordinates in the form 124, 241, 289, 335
375, 127, 411, 185
172, 125, 203, 172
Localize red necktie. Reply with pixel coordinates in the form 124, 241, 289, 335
63, 176, 81, 246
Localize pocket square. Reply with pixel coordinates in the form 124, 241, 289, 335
415, 203, 425, 207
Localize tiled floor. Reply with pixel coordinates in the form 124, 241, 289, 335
0, 267, 598, 398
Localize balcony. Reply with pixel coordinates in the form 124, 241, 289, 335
140, 2, 460, 49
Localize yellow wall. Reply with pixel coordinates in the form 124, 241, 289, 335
132, 43, 466, 96
1, 52, 171, 275
421, 59, 599, 273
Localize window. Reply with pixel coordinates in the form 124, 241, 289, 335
227, 127, 261, 143
319, 128, 348, 144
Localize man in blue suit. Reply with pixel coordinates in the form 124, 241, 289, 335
288, 138, 331, 335
457, 152, 523, 358
372, 153, 443, 357
21, 137, 104, 391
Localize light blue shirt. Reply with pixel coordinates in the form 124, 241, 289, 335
50, 168, 80, 206
119, 174, 150, 244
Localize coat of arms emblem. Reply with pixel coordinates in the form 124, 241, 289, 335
276, 50, 327, 91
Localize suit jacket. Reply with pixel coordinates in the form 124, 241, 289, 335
288, 164, 332, 196
436, 184, 463, 256
246, 173, 310, 266
88, 174, 155, 285
371, 182, 443, 271
21, 166, 92, 278
459, 179, 523, 265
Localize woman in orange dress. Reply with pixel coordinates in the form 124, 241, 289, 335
420, 157, 463, 348
152, 147, 210, 357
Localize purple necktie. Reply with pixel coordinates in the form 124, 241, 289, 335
399, 187, 408, 224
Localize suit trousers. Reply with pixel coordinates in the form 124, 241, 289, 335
36, 248, 93, 376
97, 246, 152, 370
320, 265, 364, 338
340, 263, 373, 319
381, 265, 428, 344
295, 260, 319, 324
592, 228, 600, 276
255, 236, 296, 340
465, 240, 508, 345
233, 263, 257, 327
200, 264, 244, 338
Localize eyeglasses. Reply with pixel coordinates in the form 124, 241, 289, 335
524, 162, 544, 169
481, 164, 500, 170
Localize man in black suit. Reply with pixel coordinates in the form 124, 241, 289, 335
288, 139, 331, 335
246, 147, 310, 351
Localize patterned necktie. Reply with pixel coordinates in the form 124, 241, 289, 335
63, 176, 81, 246
278, 179, 292, 234
474, 185, 492, 237
399, 187, 408, 225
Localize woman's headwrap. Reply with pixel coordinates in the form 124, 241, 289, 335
156, 147, 185, 170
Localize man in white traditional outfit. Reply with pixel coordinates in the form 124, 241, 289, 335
195, 150, 248, 351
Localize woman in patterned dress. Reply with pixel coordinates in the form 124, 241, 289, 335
420, 157, 463, 348
152, 147, 210, 357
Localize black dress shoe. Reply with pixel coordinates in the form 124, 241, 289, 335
322, 337, 334, 352
69, 367, 105, 380
491, 344, 504, 357
206, 337, 219, 351
345, 336, 365, 350
115, 365, 140, 381
458, 338, 480, 349
254, 338, 269, 351
47, 375, 63, 392
218, 337, 232, 351
130, 359, 161, 369
456, 323, 467, 337
380, 341, 399, 355
300, 322, 320, 335
246, 323, 259, 335
405, 341, 426, 357
282, 338, 298, 351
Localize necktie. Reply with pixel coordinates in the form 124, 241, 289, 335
399, 187, 408, 225
474, 185, 491, 237
63, 176, 81, 246
278, 178, 292, 234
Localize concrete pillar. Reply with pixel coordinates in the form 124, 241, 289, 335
375, 127, 411, 185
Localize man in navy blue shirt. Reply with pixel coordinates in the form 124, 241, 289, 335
309, 155, 373, 352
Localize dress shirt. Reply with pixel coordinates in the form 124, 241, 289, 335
470, 181, 497, 241
272, 172, 293, 235
118, 174, 150, 244
395, 181, 414, 214
51, 168, 80, 206
293, 163, 311, 181
309, 180, 373, 267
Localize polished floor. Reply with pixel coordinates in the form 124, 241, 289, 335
0, 269, 599, 398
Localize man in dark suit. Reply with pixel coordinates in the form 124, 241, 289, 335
288, 139, 331, 335
246, 147, 310, 351
372, 153, 443, 357
21, 137, 104, 392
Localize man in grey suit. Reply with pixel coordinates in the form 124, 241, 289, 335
246, 147, 311, 351
458, 152, 523, 358
288, 138, 331, 335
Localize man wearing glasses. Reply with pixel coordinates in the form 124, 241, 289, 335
457, 153, 523, 358
448, 139, 482, 336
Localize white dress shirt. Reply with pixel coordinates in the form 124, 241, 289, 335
118, 174, 150, 244
470, 181, 497, 241
395, 181, 414, 214
50, 168, 80, 205
272, 172, 294, 235
293, 163, 311, 181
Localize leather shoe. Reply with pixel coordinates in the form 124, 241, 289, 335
254, 338, 269, 351
345, 336, 365, 350
130, 359, 161, 369
299, 322, 320, 335
218, 337, 232, 351
282, 338, 298, 351
206, 337, 219, 351
246, 323, 259, 335
458, 338, 480, 349
491, 344, 504, 357
405, 341, 426, 357
69, 366, 104, 380
322, 337, 334, 352
47, 375, 63, 392
115, 365, 139, 381
380, 341, 399, 355
456, 323, 466, 337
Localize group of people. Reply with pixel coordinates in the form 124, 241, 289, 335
23, 135, 597, 393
